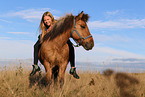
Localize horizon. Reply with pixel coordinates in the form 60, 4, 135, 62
0, 58, 145, 74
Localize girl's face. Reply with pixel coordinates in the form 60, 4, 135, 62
43, 16, 52, 27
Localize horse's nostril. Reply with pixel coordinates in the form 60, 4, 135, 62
85, 42, 93, 50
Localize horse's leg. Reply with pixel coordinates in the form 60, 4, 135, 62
43, 60, 52, 87
58, 61, 68, 88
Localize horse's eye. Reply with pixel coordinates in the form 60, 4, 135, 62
81, 25, 85, 29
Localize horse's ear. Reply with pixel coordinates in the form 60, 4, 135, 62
76, 11, 84, 20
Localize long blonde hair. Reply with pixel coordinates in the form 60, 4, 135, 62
39, 11, 55, 40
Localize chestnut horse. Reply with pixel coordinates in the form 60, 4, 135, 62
39, 11, 94, 87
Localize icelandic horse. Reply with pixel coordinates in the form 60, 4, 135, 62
39, 11, 94, 88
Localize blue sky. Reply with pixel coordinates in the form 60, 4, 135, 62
0, 0, 145, 63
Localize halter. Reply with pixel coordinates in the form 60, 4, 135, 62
71, 18, 92, 47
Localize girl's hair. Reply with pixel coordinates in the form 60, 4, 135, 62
39, 11, 55, 40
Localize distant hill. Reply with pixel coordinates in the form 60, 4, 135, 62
0, 58, 145, 73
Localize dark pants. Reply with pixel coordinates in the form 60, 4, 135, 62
33, 39, 41, 65
67, 39, 75, 67
33, 39, 75, 67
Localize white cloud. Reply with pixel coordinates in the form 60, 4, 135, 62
94, 46, 144, 58
0, 19, 11, 23
93, 34, 131, 43
0, 37, 12, 40
75, 45, 145, 62
1, 38, 144, 63
1, 8, 60, 22
88, 19, 145, 29
0, 39, 34, 59
88, 10, 145, 30
105, 10, 120, 15
7, 32, 31, 34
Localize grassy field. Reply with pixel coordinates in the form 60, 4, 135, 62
0, 64, 145, 97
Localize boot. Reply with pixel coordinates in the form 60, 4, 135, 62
30, 65, 41, 76
69, 67, 80, 79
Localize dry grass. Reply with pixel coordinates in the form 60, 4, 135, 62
0, 65, 145, 97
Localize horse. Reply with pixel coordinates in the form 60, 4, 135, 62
38, 11, 94, 88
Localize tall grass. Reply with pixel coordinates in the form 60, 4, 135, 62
0, 64, 145, 97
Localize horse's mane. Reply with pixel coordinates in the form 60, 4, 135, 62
42, 13, 89, 42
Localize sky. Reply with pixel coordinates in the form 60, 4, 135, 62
0, 0, 145, 63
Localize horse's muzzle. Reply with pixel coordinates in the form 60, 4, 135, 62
85, 41, 94, 50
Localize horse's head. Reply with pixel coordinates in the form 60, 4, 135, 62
71, 11, 94, 50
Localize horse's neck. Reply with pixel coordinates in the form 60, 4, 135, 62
52, 31, 71, 48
